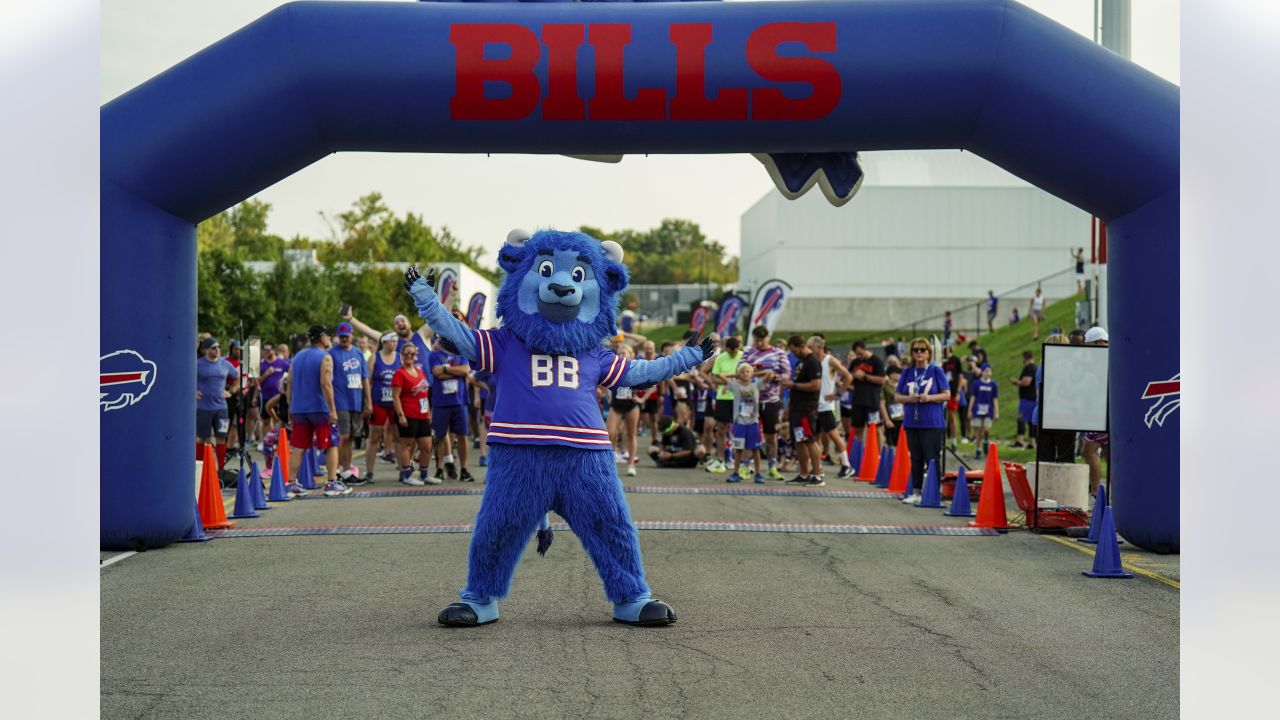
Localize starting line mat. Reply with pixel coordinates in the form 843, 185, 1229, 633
283, 485, 902, 500
207, 520, 1000, 539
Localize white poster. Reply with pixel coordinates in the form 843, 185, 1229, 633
1040, 344, 1109, 432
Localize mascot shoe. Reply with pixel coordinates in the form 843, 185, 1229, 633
613, 595, 677, 627
437, 599, 499, 627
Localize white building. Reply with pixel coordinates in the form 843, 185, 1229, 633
738, 150, 1094, 332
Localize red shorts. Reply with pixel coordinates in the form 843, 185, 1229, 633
947, 397, 960, 412
289, 413, 334, 451
370, 405, 396, 427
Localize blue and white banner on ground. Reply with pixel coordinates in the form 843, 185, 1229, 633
435, 267, 459, 310
715, 293, 747, 339
748, 279, 792, 335
466, 292, 486, 329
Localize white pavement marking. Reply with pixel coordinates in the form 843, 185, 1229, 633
100, 551, 138, 569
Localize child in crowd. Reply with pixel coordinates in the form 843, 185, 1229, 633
725, 363, 765, 484
775, 419, 796, 474
967, 364, 999, 458
881, 366, 903, 447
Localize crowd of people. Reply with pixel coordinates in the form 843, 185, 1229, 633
195, 295, 1109, 502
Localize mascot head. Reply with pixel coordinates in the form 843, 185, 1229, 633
495, 228, 629, 354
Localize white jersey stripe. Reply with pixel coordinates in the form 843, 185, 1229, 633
487, 431, 612, 445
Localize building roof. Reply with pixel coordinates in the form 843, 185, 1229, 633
857, 150, 1031, 188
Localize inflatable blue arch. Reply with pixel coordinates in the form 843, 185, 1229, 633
101, 0, 1178, 551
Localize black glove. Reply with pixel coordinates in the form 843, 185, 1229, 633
403, 265, 436, 292
688, 331, 717, 360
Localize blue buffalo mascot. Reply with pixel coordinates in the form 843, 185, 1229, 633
405, 228, 715, 627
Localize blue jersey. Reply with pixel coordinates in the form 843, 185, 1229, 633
290, 346, 330, 414
471, 327, 630, 450
971, 378, 998, 418
987, 296, 998, 315
395, 333, 431, 371
370, 351, 400, 408
196, 357, 238, 411
428, 349, 470, 407
328, 345, 367, 411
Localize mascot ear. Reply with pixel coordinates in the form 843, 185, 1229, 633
601, 240, 624, 264
498, 228, 531, 273
598, 240, 627, 292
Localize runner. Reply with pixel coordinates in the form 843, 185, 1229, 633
429, 336, 475, 482
329, 322, 370, 484
363, 332, 401, 484
287, 325, 352, 497
808, 336, 855, 479
740, 325, 790, 480
391, 342, 436, 485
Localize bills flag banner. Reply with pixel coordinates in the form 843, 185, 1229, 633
715, 293, 747, 338
689, 305, 710, 333
466, 293, 486, 329
748, 279, 792, 335
435, 267, 460, 309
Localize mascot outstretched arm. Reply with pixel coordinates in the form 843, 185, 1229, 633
406, 228, 714, 627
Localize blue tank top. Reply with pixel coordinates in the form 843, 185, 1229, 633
371, 351, 401, 408
290, 346, 330, 414
471, 327, 629, 450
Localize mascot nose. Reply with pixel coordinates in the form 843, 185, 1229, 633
548, 283, 576, 298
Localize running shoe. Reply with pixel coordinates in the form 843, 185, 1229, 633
706, 460, 727, 474
754, 473, 766, 484
346, 472, 369, 487
625, 463, 637, 477
380, 451, 397, 463
323, 480, 353, 497
766, 466, 785, 482
472, 438, 480, 450
478, 455, 487, 467
901, 492, 921, 505
401, 474, 425, 487
284, 481, 307, 497
445, 462, 458, 481
805, 476, 826, 487
785, 475, 808, 484
615, 452, 626, 464
726, 473, 742, 484
460, 469, 476, 483
836, 465, 855, 479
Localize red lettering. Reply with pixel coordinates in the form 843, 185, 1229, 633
542, 24, 586, 121
669, 24, 748, 121
745, 22, 840, 121
588, 24, 667, 121
450, 24, 541, 120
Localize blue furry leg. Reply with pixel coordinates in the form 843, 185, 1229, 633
459, 444, 555, 604
547, 445, 651, 604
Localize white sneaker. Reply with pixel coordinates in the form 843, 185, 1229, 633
401, 475, 425, 487
615, 452, 626, 464
422, 473, 443, 486
626, 463, 637, 477
901, 492, 921, 504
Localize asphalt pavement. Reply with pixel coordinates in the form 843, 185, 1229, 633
101, 441, 1178, 719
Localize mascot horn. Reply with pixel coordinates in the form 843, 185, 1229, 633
406, 228, 716, 626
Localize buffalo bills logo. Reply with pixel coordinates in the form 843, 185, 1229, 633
1141, 373, 1180, 429
753, 286, 785, 325
716, 296, 745, 337
100, 349, 157, 412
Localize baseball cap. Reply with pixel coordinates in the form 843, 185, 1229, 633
307, 324, 329, 341
380, 332, 397, 344
1084, 327, 1109, 343
336, 322, 353, 337
199, 338, 219, 351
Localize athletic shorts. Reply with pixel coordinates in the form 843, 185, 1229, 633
642, 398, 659, 416
1031, 309, 1045, 321
760, 401, 781, 435
371, 405, 396, 427
693, 416, 705, 434
816, 408, 839, 434
1018, 399, 1037, 423
731, 422, 762, 451
971, 416, 993, 430
399, 415, 432, 439
847, 405, 881, 429
611, 399, 638, 414
713, 397, 735, 424
290, 412, 335, 451
789, 407, 819, 444
432, 404, 468, 439
196, 408, 231, 440
336, 409, 365, 437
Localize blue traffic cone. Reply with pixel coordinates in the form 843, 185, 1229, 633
249, 460, 269, 511
945, 467, 977, 517
916, 459, 944, 508
1082, 505, 1133, 578
298, 449, 319, 490
848, 437, 864, 471
312, 448, 325, 476
1078, 484, 1109, 544
230, 464, 260, 519
178, 501, 210, 542
266, 457, 292, 502
872, 448, 890, 488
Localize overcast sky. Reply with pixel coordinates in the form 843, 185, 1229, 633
101, 0, 1180, 262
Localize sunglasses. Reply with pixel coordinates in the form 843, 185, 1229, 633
911, 347, 929, 353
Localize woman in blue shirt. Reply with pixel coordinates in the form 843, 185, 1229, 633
894, 338, 950, 505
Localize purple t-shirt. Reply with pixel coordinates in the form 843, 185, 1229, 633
259, 358, 290, 401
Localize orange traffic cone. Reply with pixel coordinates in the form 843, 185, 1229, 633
197, 443, 235, 530
278, 427, 292, 485
970, 442, 1009, 530
855, 422, 880, 482
888, 429, 910, 494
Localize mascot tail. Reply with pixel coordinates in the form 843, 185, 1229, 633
535, 513, 554, 556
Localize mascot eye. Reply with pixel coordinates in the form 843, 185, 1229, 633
571, 266, 586, 283
538, 260, 554, 277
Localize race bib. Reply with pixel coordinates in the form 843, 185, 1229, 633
615, 386, 633, 400
889, 403, 904, 421
732, 435, 746, 450
346, 373, 362, 389
442, 379, 459, 395
380, 387, 393, 403
977, 403, 990, 416
868, 411, 881, 425
741, 399, 757, 418
216, 417, 230, 434
696, 397, 707, 412
793, 425, 807, 442
418, 397, 430, 414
